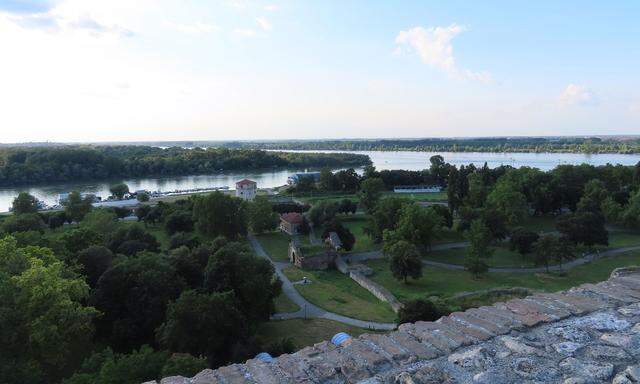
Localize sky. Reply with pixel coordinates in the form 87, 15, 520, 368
0, 0, 639, 143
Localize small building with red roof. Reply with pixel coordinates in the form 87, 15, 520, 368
235, 179, 257, 201
280, 212, 304, 235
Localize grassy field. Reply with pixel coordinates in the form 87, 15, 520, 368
282, 266, 397, 323
341, 215, 379, 253
274, 293, 300, 313
256, 318, 381, 352
295, 193, 359, 205
385, 191, 447, 202
426, 245, 535, 268
607, 231, 640, 248
256, 232, 292, 261
367, 250, 640, 302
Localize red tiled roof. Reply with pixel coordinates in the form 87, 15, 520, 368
236, 179, 257, 186
281, 212, 303, 224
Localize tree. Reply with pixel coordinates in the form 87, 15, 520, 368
338, 198, 357, 215
333, 168, 360, 192
318, 168, 336, 191
137, 192, 150, 202
168, 232, 200, 250
60, 227, 104, 254
168, 246, 205, 288
11, 192, 40, 214
429, 204, 453, 229
92, 253, 184, 351
248, 196, 279, 234
387, 240, 422, 284
486, 179, 528, 227
321, 219, 356, 251
81, 209, 119, 236
393, 204, 442, 250
48, 211, 67, 230
135, 205, 152, 222
429, 155, 447, 185
106, 224, 160, 255
203, 242, 281, 324
364, 197, 407, 242
533, 234, 557, 272
359, 177, 385, 213
64, 191, 93, 222
465, 219, 493, 278
0, 237, 98, 384
554, 236, 576, 269
193, 192, 247, 240
509, 227, 539, 258
556, 211, 608, 247
109, 183, 130, 200
307, 201, 339, 226
397, 299, 442, 324
156, 290, 248, 366
164, 211, 194, 235
622, 189, 640, 228
1, 213, 46, 233
77, 246, 114, 288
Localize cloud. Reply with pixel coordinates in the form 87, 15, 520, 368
255, 16, 271, 32
395, 23, 491, 83
233, 28, 257, 37
558, 84, 598, 106
67, 15, 133, 37
264, 4, 278, 11
165, 21, 219, 35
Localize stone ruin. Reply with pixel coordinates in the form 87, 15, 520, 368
150, 266, 640, 383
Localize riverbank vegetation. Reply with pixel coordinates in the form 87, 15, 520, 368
221, 136, 640, 154
0, 145, 371, 187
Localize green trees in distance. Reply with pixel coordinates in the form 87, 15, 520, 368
11, 192, 40, 214
0, 146, 371, 187
109, 183, 130, 199
387, 240, 423, 284
248, 196, 279, 234
137, 192, 150, 202
193, 192, 247, 240
464, 219, 493, 278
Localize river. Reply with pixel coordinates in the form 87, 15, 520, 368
1, 150, 639, 212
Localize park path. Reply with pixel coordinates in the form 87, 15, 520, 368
247, 234, 396, 331
349, 244, 640, 274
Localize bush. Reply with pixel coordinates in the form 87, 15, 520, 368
1, 213, 46, 233
397, 299, 443, 324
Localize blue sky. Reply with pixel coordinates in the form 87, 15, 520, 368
0, 0, 638, 142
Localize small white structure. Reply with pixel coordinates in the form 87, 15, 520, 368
235, 179, 257, 201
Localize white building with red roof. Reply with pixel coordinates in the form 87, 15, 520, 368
235, 179, 257, 201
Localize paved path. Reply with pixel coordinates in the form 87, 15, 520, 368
348, 243, 640, 274
248, 234, 396, 331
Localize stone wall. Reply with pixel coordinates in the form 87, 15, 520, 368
349, 271, 403, 313
150, 266, 640, 384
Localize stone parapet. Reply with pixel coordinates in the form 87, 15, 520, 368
150, 267, 640, 384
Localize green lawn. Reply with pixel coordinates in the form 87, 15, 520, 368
256, 232, 292, 261
607, 231, 640, 248
367, 250, 640, 302
282, 267, 396, 323
426, 245, 535, 268
296, 193, 359, 205
256, 318, 381, 352
274, 293, 300, 313
385, 191, 447, 202
341, 215, 379, 253
434, 228, 466, 245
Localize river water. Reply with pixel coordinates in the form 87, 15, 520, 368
1, 150, 639, 212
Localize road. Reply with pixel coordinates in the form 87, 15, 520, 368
247, 234, 396, 331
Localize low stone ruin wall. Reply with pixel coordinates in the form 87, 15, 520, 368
349, 271, 403, 313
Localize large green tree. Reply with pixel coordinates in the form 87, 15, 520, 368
11, 192, 40, 214
387, 240, 423, 284
0, 237, 97, 384
193, 192, 247, 240
109, 183, 130, 200
486, 179, 528, 227
393, 204, 442, 250
64, 191, 93, 223
464, 219, 493, 278
247, 196, 279, 234
359, 177, 385, 213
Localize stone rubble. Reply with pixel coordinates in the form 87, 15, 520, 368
148, 267, 640, 383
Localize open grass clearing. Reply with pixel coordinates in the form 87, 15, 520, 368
256, 231, 292, 261
274, 293, 300, 313
256, 318, 382, 353
367, 250, 640, 303
426, 245, 535, 268
282, 266, 397, 323
341, 215, 379, 253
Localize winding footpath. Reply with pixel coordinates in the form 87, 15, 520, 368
247, 234, 396, 331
